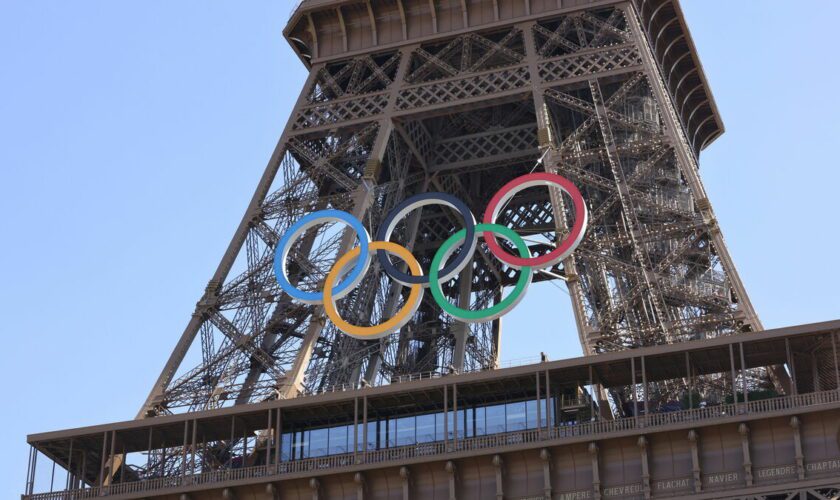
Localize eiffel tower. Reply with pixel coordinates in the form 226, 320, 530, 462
139, 0, 766, 419
22, 6, 840, 500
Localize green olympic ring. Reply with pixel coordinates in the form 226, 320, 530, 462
429, 223, 533, 324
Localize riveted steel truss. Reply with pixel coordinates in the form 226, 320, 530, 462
140, 3, 768, 436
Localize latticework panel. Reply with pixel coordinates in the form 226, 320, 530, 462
532, 7, 631, 58
396, 65, 531, 111
432, 123, 539, 170
308, 52, 401, 102
293, 93, 389, 130
539, 45, 642, 82
405, 28, 525, 84
546, 71, 746, 350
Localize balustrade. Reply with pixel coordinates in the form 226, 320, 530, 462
25, 388, 840, 500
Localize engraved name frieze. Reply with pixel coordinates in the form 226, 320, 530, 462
756, 464, 797, 479
703, 471, 741, 486
603, 483, 643, 497
652, 477, 692, 491
556, 490, 592, 500
806, 458, 840, 474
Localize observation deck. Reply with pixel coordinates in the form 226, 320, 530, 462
22, 320, 840, 499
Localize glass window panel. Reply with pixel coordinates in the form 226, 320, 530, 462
475, 407, 487, 436
416, 414, 436, 443
366, 421, 377, 451
435, 413, 446, 442
379, 419, 387, 449
281, 433, 293, 462
486, 404, 506, 434
507, 401, 527, 432
447, 412, 455, 440
352, 424, 361, 453
297, 430, 309, 459
527, 399, 539, 429
309, 428, 328, 458
328, 425, 349, 455
381, 418, 396, 448
447, 410, 465, 440
396, 416, 416, 446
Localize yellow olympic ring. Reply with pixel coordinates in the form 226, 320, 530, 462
323, 241, 424, 340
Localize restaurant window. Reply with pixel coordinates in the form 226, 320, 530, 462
416, 414, 436, 443
365, 421, 377, 451
328, 425, 349, 455
474, 406, 487, 436
308, 428, 328, 457
486, 404, 506, 434
396, 416, 416, 446
281, 432, 293, 461
507, 401, 527, 432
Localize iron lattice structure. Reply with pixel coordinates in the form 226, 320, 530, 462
140, 0, 765, 424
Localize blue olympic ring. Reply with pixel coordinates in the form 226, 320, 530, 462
273, 209, 370, 305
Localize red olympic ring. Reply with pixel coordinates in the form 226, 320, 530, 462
482, 173, 588, 270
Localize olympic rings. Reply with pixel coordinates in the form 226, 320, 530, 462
273, 209, 371, 305
483, 173, 588, 270
273, 172, 588, 337
376, 192, 476, 287
323, 242, 424, 339
429, 224, 532, 323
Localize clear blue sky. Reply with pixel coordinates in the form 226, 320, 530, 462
1, 1, 837, 496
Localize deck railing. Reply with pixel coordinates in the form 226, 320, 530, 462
24, 388, 840, 500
